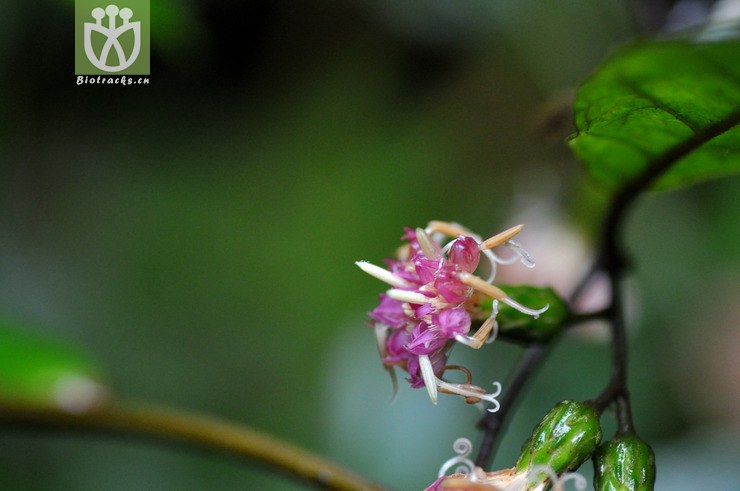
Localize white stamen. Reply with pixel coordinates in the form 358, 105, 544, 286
459, 272, 548, 318
385, 365, 399, 403
458, 272, 508, 300
505, 240, 536, 268
524, 466, 587, 491
454, 334, 478, 348
435, 380, 502, 412
426, 221, 478, 240
477, 226, 529, 267
415, 227, 439, 259
419, 354, 438, 404
440, 240, 454, 256
480, 248, 498, 282
374, 324, 389, 358
501, 297, 549, 318
437, 438, 475, 478
355, 261, 411, 288
374, 324, 399, 401
489, 250, 521, 265
386, 288, 430, 305
485, 300, 500, 344
479, 224, 524, 250
525, 465, 559, 488
455, 313, 498, 349
556, 472, 587, 491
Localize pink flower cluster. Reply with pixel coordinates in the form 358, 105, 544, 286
368, 228, 480, 387
357, 222, 547, 408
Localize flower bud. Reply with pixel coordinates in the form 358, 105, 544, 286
515, 400, 602, 487
594, 435, 656, 491
448, 235, 480, 273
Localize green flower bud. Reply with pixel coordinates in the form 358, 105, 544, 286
515, 400, 602, 488
474, 286, 568, 343
594, 435, 656, 491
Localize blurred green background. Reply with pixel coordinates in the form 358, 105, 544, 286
1, 0, 739, 489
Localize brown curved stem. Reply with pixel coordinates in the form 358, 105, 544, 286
475, 341, 549, 468
0, 400, 386, 491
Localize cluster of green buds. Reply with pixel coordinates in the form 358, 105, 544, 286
430, 400, 656, 490
429, 400, 601, 490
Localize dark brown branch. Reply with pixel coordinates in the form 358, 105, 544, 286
589, 110, 740, 430
474, 342, 549, 468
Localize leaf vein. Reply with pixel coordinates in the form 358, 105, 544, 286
618, 77, 700, 133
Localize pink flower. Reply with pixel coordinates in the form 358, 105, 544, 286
406, 307, 471, 355
356, 222, 548, 408
434, 264, 470, 303
448, 235, 480, 273
413, 254, 441, 284
435, 307, 472, 337
368, 294, 407, 329
406, 348, 447, 388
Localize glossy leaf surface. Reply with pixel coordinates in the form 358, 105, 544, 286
569, 41, 740, 192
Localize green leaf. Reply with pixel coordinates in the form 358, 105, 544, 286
569, 41, 740, 192
0, 319, 109, 412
